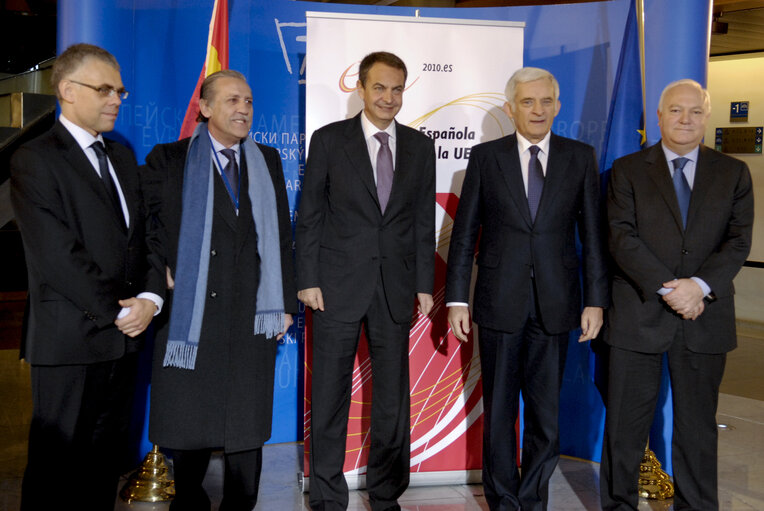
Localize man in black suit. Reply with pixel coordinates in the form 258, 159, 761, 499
10, 43, 165, 510
296, 51, 435, 511
600, 79, 753, 510
446, 67, 608, 511
143, 69, 296, 511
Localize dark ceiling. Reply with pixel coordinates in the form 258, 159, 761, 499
1, 0, 762, 75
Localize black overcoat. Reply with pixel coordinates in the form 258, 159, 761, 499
142, 138, 296, 453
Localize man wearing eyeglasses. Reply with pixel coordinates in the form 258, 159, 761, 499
10, 43, 164, 510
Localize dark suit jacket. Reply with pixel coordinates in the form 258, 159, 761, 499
606, 142, 753, 354
446, 133, 609, 334
143, 138, 297, 452
10, 121, 164, 365
296, 114, 436, 324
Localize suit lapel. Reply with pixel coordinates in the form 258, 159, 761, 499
213, 167, 238, 231
54, 123, 127, 233
537, 134, 572, 223
645, 143, 684, 232
343, 115, 380, 211
686, 145, 717, 230
106, 141, 134, 235
496, 134, 533, 227
236, 149, 255, 254
387, 121, 413, 216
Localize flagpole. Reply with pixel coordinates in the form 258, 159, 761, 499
636, 0, 646, 119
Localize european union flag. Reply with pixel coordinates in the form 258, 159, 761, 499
599, 0, 644, 176
593, 1, 645, 406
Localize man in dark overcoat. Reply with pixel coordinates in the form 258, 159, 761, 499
143, 69, 296, 511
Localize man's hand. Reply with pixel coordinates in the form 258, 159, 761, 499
417, 293, 434, 316
276, 314, 294, 341
578, 306, 604, 343
298, 287, 325, 311
662, 278, 704, 317
115, 297, 157, 337
448, 306, 471, 342
166, 266, 175, 290
681, 299, 705, 320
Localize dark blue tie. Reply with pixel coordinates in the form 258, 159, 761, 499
91, 141, 125, 228
527, 145, 544, 222
672, 157, 691, 229
220, 148, 240, 203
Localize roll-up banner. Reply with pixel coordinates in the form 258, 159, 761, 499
303, 12, 523, 489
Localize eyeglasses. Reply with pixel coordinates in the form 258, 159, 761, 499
69, 80, 129, 100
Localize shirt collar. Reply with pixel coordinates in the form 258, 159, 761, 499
361, 111, 396, 141
661, 142, 699, 165
209, 133, 240, 156
59, 114, 104, 152
516, 130, 551, 155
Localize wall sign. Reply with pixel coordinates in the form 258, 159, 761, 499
730, 101, 749, 122
715, 126, 763, 154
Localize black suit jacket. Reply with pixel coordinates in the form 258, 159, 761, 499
296, 114, 436, 323
10, 120, 164, 365
606, 142, 753, 354
446, 133, 609, 334
143, 138, 297, 451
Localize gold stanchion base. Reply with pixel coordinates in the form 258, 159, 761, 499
638, 446, 674, 500
119, 445, 176, 503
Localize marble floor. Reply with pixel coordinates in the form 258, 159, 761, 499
2, 335, 764, 510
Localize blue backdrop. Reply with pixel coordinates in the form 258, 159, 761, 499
57, 0, 711, 470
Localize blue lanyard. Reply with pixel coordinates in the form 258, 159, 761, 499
210, 136, 241, 210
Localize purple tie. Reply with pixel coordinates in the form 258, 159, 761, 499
374, 132, 394, 213
527, 145, 544, 222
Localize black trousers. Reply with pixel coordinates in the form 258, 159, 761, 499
309, 278, 411, 511
169, 447, 263, 511
600, 337, 726, 511
21, 352, 139, 511
478, 311, 568, 511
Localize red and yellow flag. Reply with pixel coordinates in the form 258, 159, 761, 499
178, 0, 229, 139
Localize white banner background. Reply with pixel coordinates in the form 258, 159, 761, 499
304, 11, 523, 487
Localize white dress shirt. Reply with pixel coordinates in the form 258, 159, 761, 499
516, 130, 551, 196
59, 115, 163, 318
59, 114, 131, 226
209, 134, 242, 214
447, 131, 553, 308
657, 143, 710, 298
360, 111, 397, 184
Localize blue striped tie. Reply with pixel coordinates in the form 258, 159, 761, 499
672, 157, 691, 229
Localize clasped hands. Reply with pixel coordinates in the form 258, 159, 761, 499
661, 278, 705, 320
115, 297, 157, 338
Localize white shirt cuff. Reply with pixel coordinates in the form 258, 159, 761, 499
117, 292, 164, 319
657, 278, 711, 298
690, 277, 711, 297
